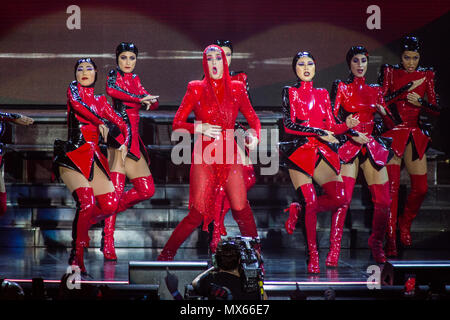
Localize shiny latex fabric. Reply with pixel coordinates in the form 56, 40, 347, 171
333, 77, 392, 169
379, 64, 439, 159
398, 173, 428, 246
230, 71, 250, 96
106, 68, 159, 162
280, 81, 348, 177
385, 164, 401, 257
172, 44, 261, 229
367, 182, 391, 264
53, 81, 129, 181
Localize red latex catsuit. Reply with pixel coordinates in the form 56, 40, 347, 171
158, 45, 261, 261
102, 68, 159, 260
53, 80, 129, 272
333, 76, 392, 263
280, 81, 349, 273
0, 111, 22, 216
379, 64, 439, 254
210, 70, 256, 253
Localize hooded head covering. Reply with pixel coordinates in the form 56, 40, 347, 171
200, 45, 234, 127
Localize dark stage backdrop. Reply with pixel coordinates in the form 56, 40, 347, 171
0, 1, 449, 150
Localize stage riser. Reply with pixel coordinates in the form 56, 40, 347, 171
1, 205, 449, 231
5, 183, 450, 207
0, 226, 448, 251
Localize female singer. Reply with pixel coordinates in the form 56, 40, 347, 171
53, 58, 129, 273
102, 42, 159, 260
379, 36, 440, 256
332, 46, 393, 264
157, 44, 260, 261
209, 39, 256, 253
280, 51, 359, 273
0, 111, 34, 216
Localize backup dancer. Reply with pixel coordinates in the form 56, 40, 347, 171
102, 42, 159, 260
280, 52, 359, 273
158, 45, 260, 261
331, 46, 393, 264
379, 36, 440, 256
210, 39, 256, 253
53, 58, 129, 273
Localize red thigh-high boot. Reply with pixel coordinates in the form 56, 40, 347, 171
69, 187, 96, 273
116, 175, 155, 214
368, 182, 391, 264
398, 174, 428, 246
101, 172, 126, 260
326, 177, 355, 267
385, 165, 401, 256
294, 184, 320, 273
317, 181, 346, 213
0, 192, 7, 216
231, 201, 258, 239
157, 207, 204, 261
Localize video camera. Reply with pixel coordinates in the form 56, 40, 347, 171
213, 236, 264, 296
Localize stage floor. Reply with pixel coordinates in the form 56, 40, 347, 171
2, 247, 450, 284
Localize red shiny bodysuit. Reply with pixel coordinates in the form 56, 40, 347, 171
173, 46, 261, 228
333, 77, 391, 168
106, 68, 158, 162
379, 65, 439, 159
54, 81, 129, 180
281, 81, 348, 176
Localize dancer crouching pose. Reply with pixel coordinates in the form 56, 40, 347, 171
158, 44, 261, 261
280, 52, 359, 273
102, 42, 159, 260
379, 36, 440, 256
332, 46, 393, 264
53, 58, 129, 273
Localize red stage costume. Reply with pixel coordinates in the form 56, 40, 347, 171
53, 59, 130, 272
209, 40, 256, 253
280, 67, 349, 272
0, 112, 23, 216
332, 67, 393, 264
379, 36, 440, 255
158, 45, 261, 261
102, 43, 159, 260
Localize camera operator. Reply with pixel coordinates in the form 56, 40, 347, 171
192, 237, 267, 300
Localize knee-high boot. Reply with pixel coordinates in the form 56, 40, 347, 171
231, 201, 258, 238
398, 174, 427, 246
368, 182, 391, 264
101, 172, 126, 260
385, 165, 401, 256
69, 187, 96, 274
317, 181, 346, 213
157, 208, 204, 261
326, 177, 355, 267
